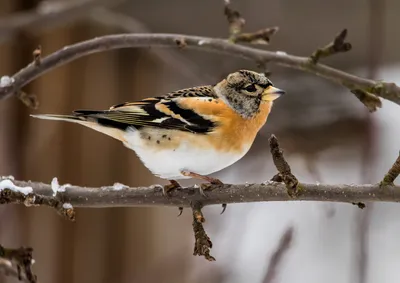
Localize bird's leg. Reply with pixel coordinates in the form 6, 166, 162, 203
163, 180, 184, 216
180, 170, 223, 186
180, 170, 227, 214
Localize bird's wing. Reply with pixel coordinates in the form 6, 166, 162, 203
74, 86, 220, 134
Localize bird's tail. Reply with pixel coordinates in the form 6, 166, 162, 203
30, 114, 87, 123
30, 113, 127, 142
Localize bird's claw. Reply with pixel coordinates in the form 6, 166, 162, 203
220, 204, 227, 214
163, 180, 182, 196
199, 183, 211, 197
209, 178, 224, 185
177, 207, 183, 217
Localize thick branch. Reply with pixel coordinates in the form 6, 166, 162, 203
0, 179, 400, 208
0, 34, 399, 106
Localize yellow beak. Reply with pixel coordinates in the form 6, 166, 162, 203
262, 86, 285, 101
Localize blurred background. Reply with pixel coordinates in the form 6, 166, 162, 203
1, 0, 400, 282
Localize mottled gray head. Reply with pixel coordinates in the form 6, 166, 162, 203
214, 70, 285, 118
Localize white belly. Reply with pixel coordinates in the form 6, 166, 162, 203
123, 129, 248, 180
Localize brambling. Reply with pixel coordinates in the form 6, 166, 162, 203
31, 70, 284, 212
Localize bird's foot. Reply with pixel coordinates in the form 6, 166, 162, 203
180, 170, 227, 214
181, 170, 223, 185
163, 180, 185, 216
163, 179, 182, 196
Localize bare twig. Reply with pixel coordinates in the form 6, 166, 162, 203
32, 45, 41, 66
0, 0, 123, 44
233, 27, 279, 45
223, 0, 278, 44
310, 29, 352, 64
0, 186, 75, 221
262, 226, 294, 283
269, 135, 299, 197
380, 152, 400, 186
17, 91, 39, 109
0, 245, 36, 283
0, 34, 398, 107
1, 179, 400, 208
223, 0, 245, 37
191, 201, 215, 261
351, 89, 381, 112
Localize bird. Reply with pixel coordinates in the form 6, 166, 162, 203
31, 70, 284, 213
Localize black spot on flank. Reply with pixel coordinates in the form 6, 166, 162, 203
148, 136, 151, 140
162, 134, 167, 138
157, 140, 160, 144
208, 99, 212, 102
168, 137, 171, 140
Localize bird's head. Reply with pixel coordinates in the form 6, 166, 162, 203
214, 70, 285, 118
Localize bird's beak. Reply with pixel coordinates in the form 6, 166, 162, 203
262, 86, 285, 101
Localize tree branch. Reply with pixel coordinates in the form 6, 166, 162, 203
191, 201, 215, 261
309, 29, 352, 64
0, 33, 399, 107
0, 178, 400, 208
380, 152, 400, 186
269, 135, 299, 197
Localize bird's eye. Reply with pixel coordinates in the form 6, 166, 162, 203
244, 84, 257, 92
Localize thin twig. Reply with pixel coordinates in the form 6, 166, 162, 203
223, 0, 245, 37
223, 0, 278, 44
191, 201, 215, 261
269, 135, 299, 197
17, 90, 39, 109
0, 184, 75, 221
262, 226, 294, 283
32, 45, 41, 66
351, 89, 381, 112
0, 33, 398, 107
0, 245, 36, 283
233, 27, 279, 45
380, 152, 400, 186
310, 29, 352, 64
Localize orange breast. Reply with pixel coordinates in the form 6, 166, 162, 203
177, 98, 272, 153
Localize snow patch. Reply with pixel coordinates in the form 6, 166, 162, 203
112, 182, 128, 191
51, 177, 70, 196
0, 179, 32, 195
0, 76, 14, 87
62, 203, 73, 209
